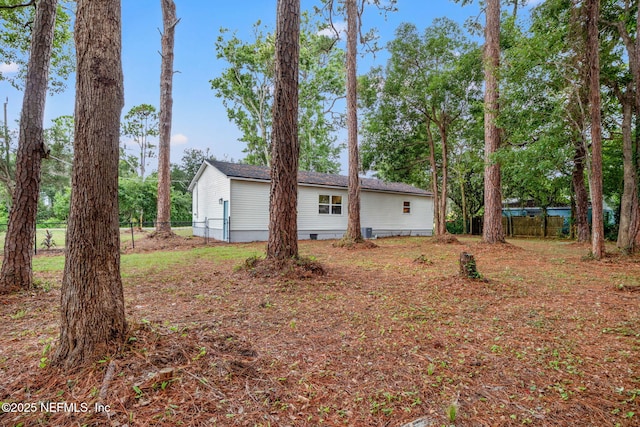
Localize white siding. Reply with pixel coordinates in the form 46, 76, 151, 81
298, 186, 348, 231
192, 165, 231, 229
229, 180, 270, 230
192, 162, 434, 241
228, 181, 433, 235
361, 191, 433, 231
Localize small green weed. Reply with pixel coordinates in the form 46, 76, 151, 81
10, 309, 27, 320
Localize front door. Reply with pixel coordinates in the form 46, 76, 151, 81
223, 200, 229, 241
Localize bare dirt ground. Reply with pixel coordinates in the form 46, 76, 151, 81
0, 235, 639, 426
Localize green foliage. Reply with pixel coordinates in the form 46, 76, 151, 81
170, 188, 192, 223
170, 147, 211, 192
118, 176, 192, 225
360, 19, 483, 210
0, 0, 74, 92
40, 115, 74, 220
118, 177, 158, 225
0, 199, 7, 224
121, 104, 159, 179
51, 187, 71, 222
211, 13, 345, 173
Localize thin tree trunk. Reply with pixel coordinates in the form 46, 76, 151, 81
156, 0, 178, 234
482, 0, 505, 244
266, 0, 300, 260
617, 88, 638, 252
586, 0, 604, 259
0, 0, 57, 293
426, 122, 440, 236
343, 0, 362, 242
635, 1, 640, 114
632, 4, 640, 249
460, 177, 467, 234
1, 98, 13, 199
53, 0, 126, 368
439, 121, 449, 236
572, 138, 590, 243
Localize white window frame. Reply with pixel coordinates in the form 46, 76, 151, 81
319, 194, 343, 215
403, 201, 411, 214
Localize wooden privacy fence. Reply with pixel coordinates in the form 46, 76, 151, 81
502, 215, 565, 238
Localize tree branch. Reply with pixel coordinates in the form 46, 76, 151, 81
0, 0, 35, 9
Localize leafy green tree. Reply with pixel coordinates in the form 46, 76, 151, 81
498, 0, 592, 241
0, 0, 74, 92
170, 188, 192, 223
170, 147, 211, 192
211, 13, 344, 173
118, 177, 158, 227
361, 19, 482, 236
498, 14, 573, 234
318, 0, 396, 244
52, 187, 70, 221
41, 115, 73, 212
447, 103, 485, 234
121, 103, 158, 180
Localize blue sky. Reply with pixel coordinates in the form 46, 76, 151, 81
0, 0, 537, 174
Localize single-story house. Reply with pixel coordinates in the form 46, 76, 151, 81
188, 160, 434, 242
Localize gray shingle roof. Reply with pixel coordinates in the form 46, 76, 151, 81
207, 160, 432, 196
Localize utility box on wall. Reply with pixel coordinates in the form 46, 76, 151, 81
362, 227, 373, 239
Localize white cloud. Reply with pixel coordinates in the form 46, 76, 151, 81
318, 21, 347, 39
0, 63, 19, 74
170, 133, 188, 145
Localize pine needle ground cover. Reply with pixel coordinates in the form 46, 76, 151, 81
0, 235, 638, 426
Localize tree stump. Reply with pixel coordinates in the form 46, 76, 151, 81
459, 252, 481, 279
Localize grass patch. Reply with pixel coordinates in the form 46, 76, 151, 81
33, 243, 262, 274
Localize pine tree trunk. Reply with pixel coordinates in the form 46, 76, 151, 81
343, 0, 362, 243
482, 0, 505, 244
586, 0, 605, 259
0, 0, 57, 293
156, 0, 178, 234
572, 138, 590, 243
53, 0, 126, 368
266, 0, 300, 260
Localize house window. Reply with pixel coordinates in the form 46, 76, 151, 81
319, 194, 342, 215
403, 201, 411, 214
